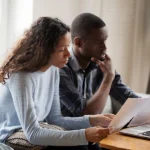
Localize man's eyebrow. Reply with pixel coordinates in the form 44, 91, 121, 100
94, 35, 108, 40
94, 39, 107, 41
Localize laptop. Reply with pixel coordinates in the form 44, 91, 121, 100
109, 97, 150, 139
120, 123, 150, 139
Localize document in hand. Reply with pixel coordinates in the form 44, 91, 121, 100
109, 97, 150, 137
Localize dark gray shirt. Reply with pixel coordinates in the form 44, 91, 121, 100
59, 49, 140, 117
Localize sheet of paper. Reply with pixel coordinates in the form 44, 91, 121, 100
109, 97, 150, 133
128, 98, 150, 127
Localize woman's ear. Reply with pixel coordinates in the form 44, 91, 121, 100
73, 37, 83, 48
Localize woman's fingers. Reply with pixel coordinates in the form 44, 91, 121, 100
103, 114, 115, 120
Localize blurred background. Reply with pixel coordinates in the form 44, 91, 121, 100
0, 0, 150, 93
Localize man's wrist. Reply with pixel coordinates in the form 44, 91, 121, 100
103, 74, 114, 84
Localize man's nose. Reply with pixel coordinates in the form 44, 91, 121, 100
103, 43, 107, 50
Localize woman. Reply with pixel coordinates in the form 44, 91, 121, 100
0, 17, 114, 149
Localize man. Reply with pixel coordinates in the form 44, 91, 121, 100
59, 13, 139, 117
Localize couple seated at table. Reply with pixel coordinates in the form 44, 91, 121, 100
0, 13, 139, 150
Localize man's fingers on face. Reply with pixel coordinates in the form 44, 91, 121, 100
91, 57, 106, 64
91, 57, 100, 64
104, 54, 111, 60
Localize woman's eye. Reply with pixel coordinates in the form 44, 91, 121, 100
58, 49, 64, 52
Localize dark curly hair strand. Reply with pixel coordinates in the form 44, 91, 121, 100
0, 17, 70, 84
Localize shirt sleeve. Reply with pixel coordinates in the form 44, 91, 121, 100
8, 72, 89, 146
59, 67, 87, 117
110, 71, 141, 105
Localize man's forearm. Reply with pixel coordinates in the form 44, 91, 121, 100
84, 75, 113, 115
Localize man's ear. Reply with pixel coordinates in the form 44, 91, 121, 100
74, 37, 83, 48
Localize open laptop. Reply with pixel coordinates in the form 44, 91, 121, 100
120, 123, 150, 139
109, 97, 150, 139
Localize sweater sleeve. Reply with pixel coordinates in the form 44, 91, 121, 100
8, 72, 88, 146
0, 143, 14, 150
46, 68, 91, 130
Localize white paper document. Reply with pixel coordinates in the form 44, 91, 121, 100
109, 97, 150, 133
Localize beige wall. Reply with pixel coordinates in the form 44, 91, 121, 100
33, 0, 136, 83
2, 0, 149, 92
33, 0, 80, 24
101, 0, 150, 93
33, 0, 150, 93
100, 0, 136, 85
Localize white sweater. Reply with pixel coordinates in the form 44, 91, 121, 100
0, 66, 91, 146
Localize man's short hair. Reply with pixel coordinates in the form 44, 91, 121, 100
71, 13, 106, 41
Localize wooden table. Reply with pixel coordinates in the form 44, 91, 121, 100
100, 132, 150, 150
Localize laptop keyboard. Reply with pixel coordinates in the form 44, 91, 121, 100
140, 131, 150, 137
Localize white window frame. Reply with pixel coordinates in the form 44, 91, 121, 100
0, 0, 8, 58
0, 0, 2, 23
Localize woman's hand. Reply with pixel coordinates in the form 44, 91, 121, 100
89, 114, 115, 127
85, 126, 110, 143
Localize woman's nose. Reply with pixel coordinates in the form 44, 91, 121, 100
65, 48, 71, 57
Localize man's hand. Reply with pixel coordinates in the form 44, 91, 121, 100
85, 126, 110, 143
89, 114, 115, 127
91, 54, 115, 80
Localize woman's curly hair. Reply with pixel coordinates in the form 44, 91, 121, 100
0, 17, 70, 84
